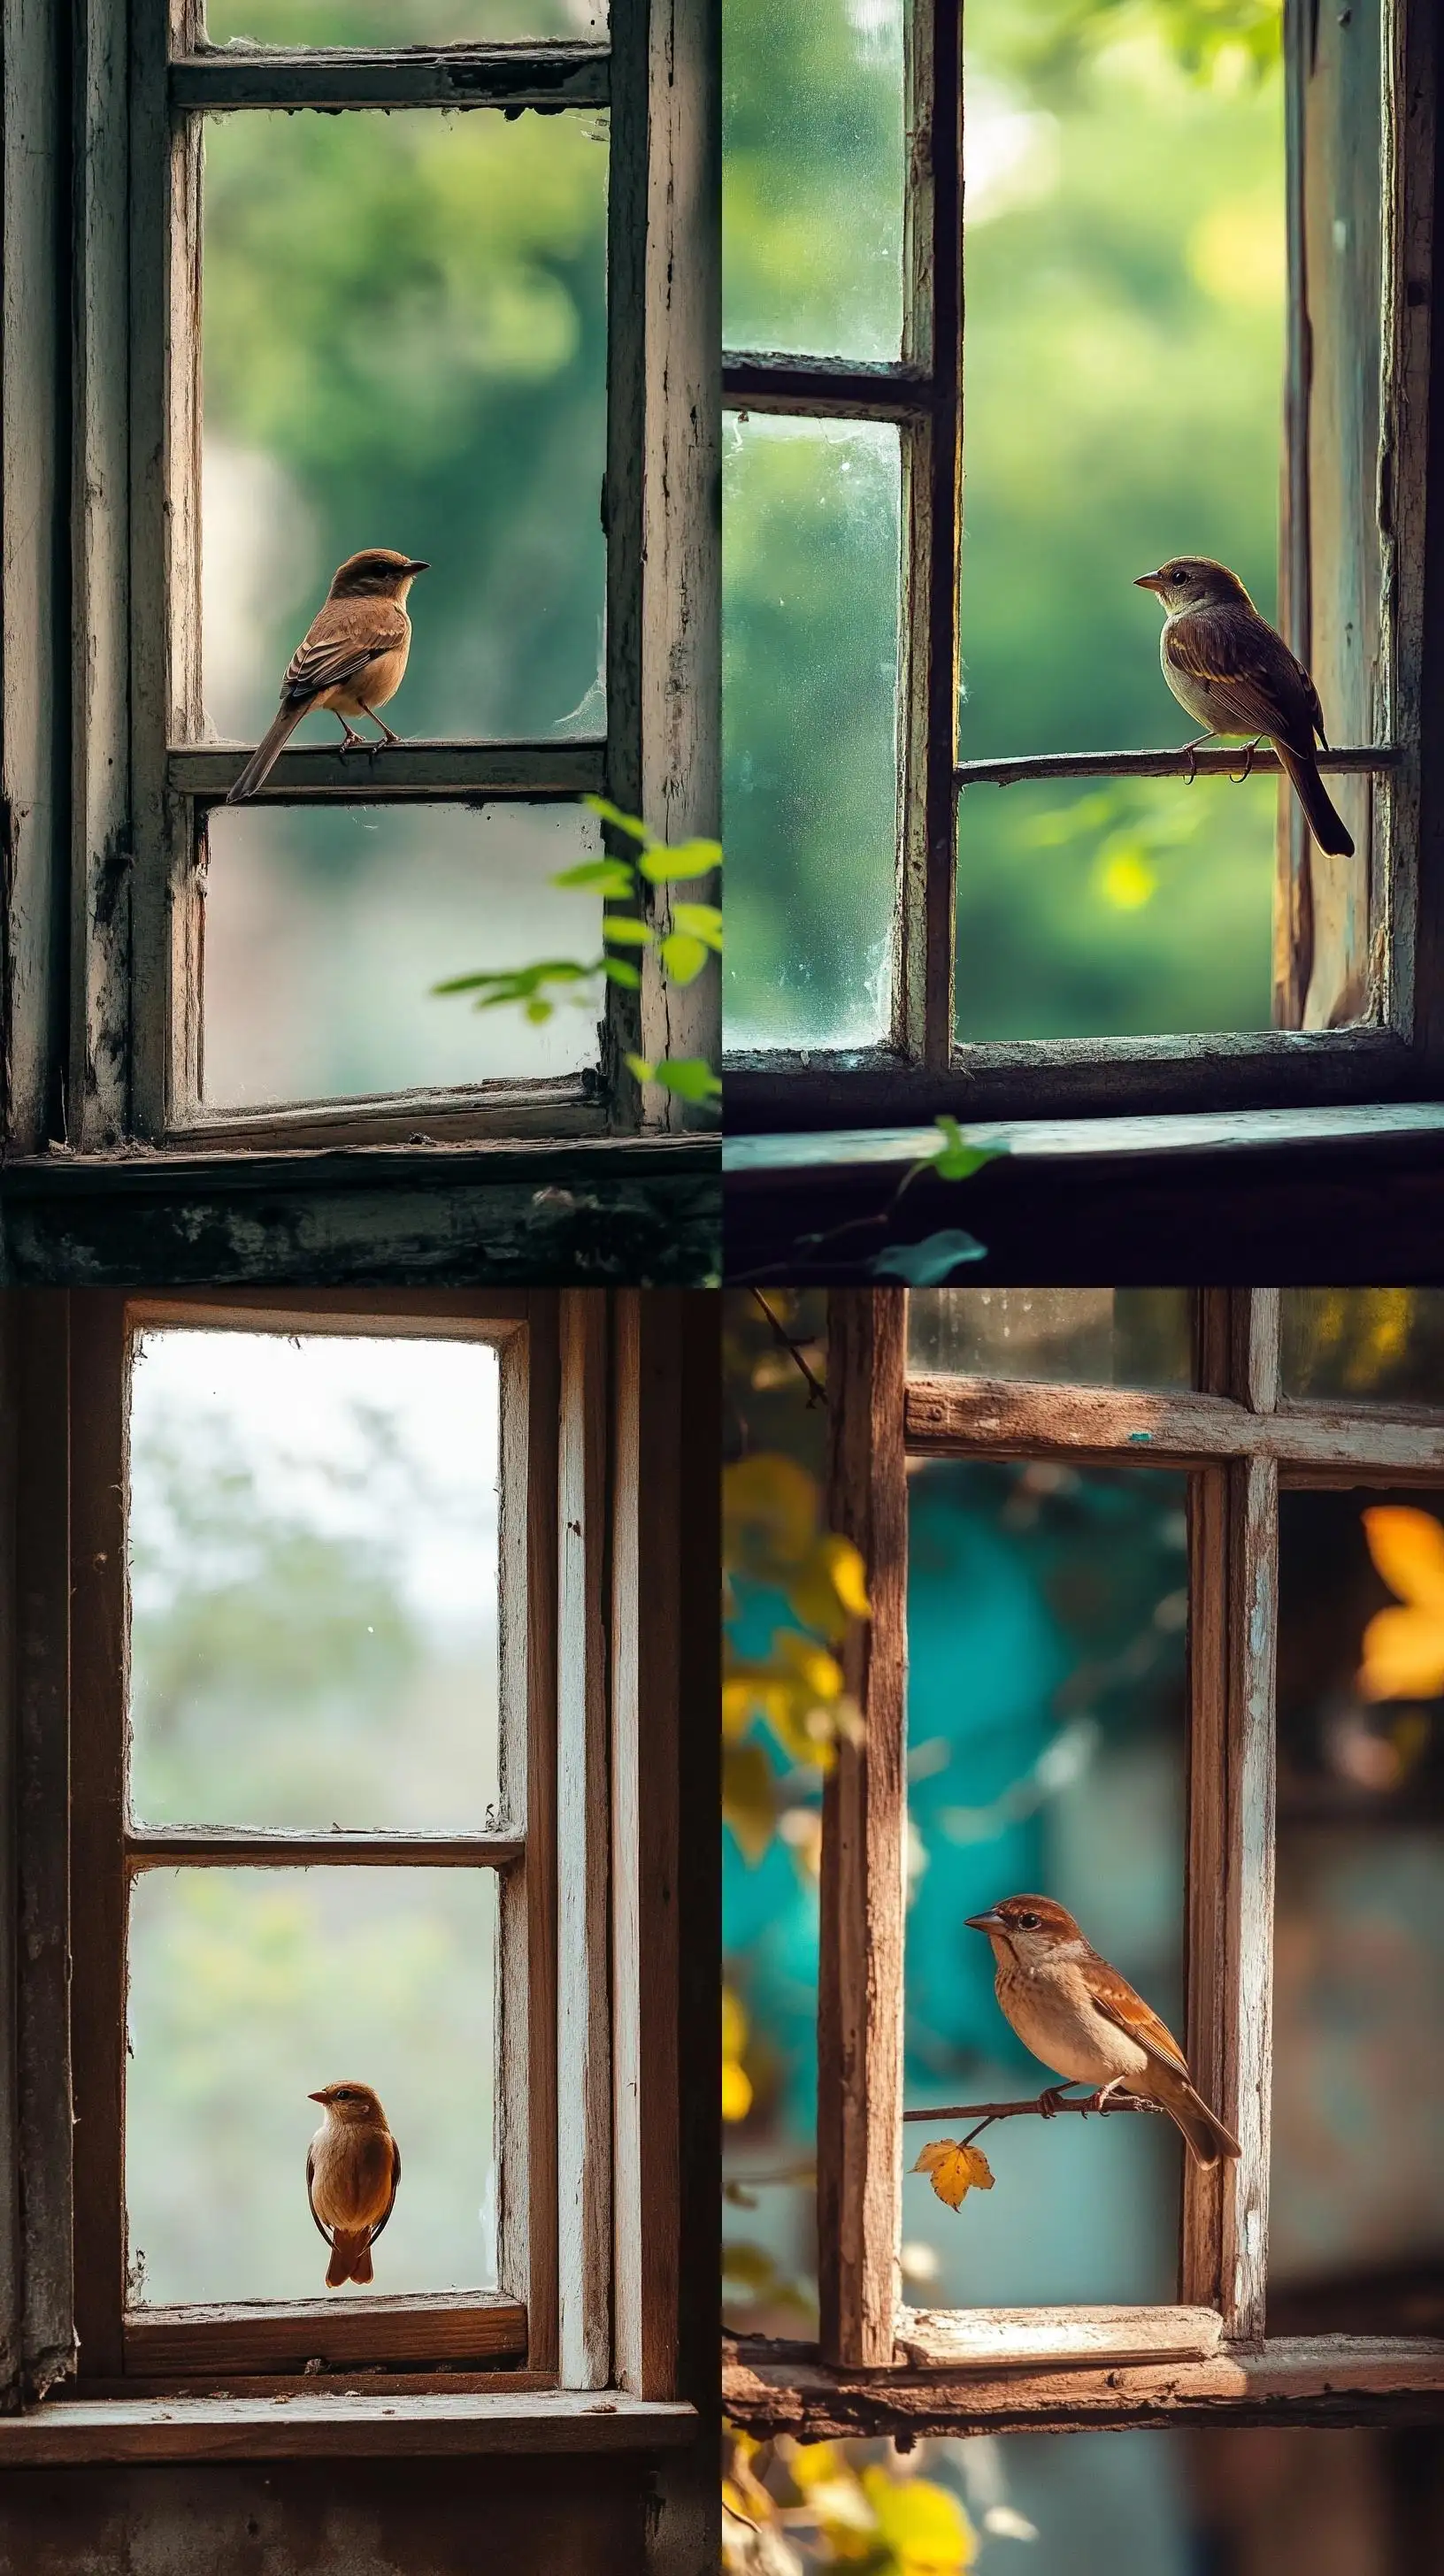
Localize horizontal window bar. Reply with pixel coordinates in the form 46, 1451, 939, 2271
173, 740, 605, 806
170, 45, 610, 113
956, 745, 1403, 790
125, 1828, 524, 1868
166, 1080, 607, 1156
124, 2290, 526, 2376
903, 1375, 1444, 1471
723, 354, 933, 421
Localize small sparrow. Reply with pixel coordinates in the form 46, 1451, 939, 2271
966, 1894, 1240, 2169
306, 2082, 402, 2288
227, 548, 429, 804
1135, 555, 1355, 858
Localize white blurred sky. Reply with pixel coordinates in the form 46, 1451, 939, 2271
128, 1329, 500, 1637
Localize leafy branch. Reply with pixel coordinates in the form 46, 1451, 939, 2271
433, 794, 722, 1107
741, 1117, 1008, 1285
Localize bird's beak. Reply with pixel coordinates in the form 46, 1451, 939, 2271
404, 559, 430, 577
307, 2089, 328, 2104
1133, 571, 1165, 594
965, 1909, 1006, 1935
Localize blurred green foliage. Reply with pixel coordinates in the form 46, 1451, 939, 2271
724, 0, 1293, 1046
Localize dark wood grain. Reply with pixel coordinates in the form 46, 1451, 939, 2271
123, 2295, 526, 2377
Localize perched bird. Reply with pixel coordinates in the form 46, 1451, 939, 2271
306, 2082, 402, 2288
226, 548, 429, 805
966, 1894, 1240, 2169
1134, 555, 1355, 857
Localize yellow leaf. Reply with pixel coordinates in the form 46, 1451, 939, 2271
786, 2440, 847, 2495
911, 2138, 995, 2210
723, 1739, 776, 1864
724, 1453, 821, 1571
787, 1534, 872, 1641
1359, 1505, 1444, 1700
861, 2468, 977, 2574
722, 1986, 754, 2124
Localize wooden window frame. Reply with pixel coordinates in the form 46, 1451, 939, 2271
729, 1286, 1444, 2434
722, 0, 1440, 1132
0, 1285, 699, 2444
3, 0, 718, 1158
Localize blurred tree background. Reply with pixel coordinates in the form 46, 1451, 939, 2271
195, 60, 610, 1100
724, 0, 1295, 1048
125, 1330, 502, 2306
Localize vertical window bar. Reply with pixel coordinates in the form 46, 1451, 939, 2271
557, 1292, 612, 2388
1275, 0, 1313, 1031
818, 1289, 908, 2367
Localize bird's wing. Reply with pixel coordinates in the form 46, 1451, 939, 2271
1083, 1956, 1191, 2080
1164, 608, 1317, 750
280, 602, 409, 705
305, 2144, 334, 2248
369, 2135, 403, 2246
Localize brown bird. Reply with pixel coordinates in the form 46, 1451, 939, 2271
966, 1894, 1240, 2169
306, 2082, 402, 2288
226, 548, 429, 804
1135, 555, 1354, 857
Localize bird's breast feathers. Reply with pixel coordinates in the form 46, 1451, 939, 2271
308, 2124, 397, 2233
995, 1956, 1156, 2088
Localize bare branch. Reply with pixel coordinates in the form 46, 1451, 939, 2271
955, 744, 1401, 791
904, 2093, 1164, 2123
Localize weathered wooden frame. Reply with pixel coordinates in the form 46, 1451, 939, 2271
723, 0, 1440, 1131
799, 1284, 1444, 2424
48, 0, 718, 1158
61, 1288, 558, 2386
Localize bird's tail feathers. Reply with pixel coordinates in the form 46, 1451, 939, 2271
1277, 743, 1356, 858
1164, 2081, 1241, 2170
226, 697, 309, 805
326, 2231, 372, 2288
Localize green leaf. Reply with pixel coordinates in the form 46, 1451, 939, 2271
669, 901, 724, 948
602, 916, 657, 947
584, 794, 655, 848
636, 838, 724, 884
524, 998, 554, 1024
658, 930, 710, 985
626, 1054, 722, 1102
602, 956, 642, 990
930, 1116, 1005, 1183
549, 859, 637, 896
870, 1230, 987, 1284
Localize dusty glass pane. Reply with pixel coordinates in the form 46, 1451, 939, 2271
724, 413, 900, 1050
202, 801, 602, 1105
200, 111, 607, 747
956, 0, 1285, 1031
127, 1329, 501, 1830
723, 0, 904, 361
907, 1289, 1194, 1387
127, 1869, 497, 2305
1280, 1292, 1444, 1408
1271, 1490, 1444, 2331
903, 1460, 1188, 2306
956, 771, 1275, 1038
207, 0, 601, 33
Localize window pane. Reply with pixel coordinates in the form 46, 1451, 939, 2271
202, 801, 602, 1106
908, 1289, 1194, 1388
724, 413, 900, 1050
956, 771, 1275, 1039
1280, 1292, 1444, 1408
128, 1330, 500, 1830
127, 1868, 497, 2305
206, 0, 601, 34
200, 110, 607, 747
903, 1460, 1188, 2305
1271, 1490, 1444, 2334
722, 0, 904, 362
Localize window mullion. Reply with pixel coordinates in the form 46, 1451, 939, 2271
818, 1289, 908, 2369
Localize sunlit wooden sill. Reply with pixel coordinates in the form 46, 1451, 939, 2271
0, 2390, 697, 2464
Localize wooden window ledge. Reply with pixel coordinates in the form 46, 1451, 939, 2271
723, 1103, 1444, 1283
0, 2390, 697, 2465
723, 2335, 1444, 2437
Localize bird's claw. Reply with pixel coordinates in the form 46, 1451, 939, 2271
1036, 2086, 1071, 2120
1230, 740, 1258, 784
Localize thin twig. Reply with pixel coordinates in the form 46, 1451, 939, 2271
954, 742, 1402, 791
749, 1289, 826, 1407
904, 2092, 1164, 2123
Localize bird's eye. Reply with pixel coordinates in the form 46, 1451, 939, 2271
1015, 1911, 1040, 1929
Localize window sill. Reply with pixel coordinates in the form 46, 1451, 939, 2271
0, 2389, 698, 2465
723, 2333, 1444, 2437
723, 1102, 1444, 1283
